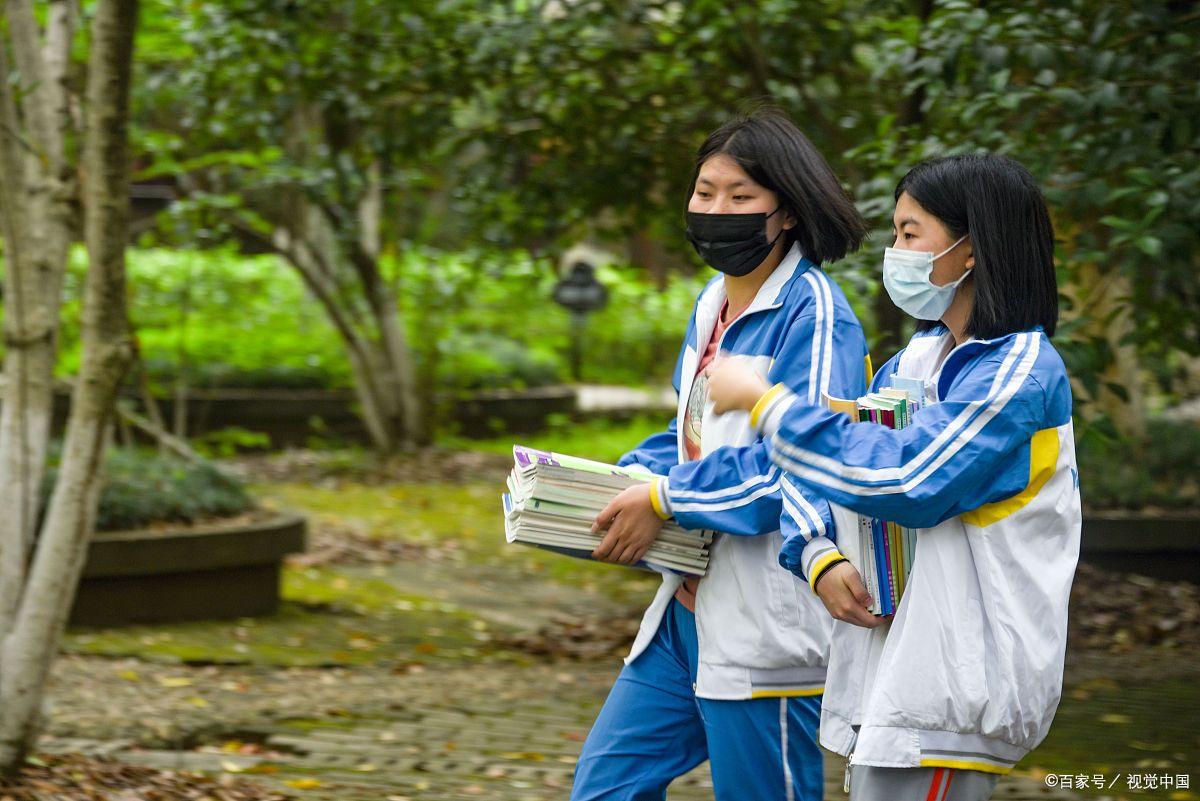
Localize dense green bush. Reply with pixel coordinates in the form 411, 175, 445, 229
42, 246, 707, 398
56, 247, 351, 390
1076, 420, 1200, 511
42, 448, 253, 532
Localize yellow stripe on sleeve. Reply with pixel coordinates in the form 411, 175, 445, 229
749, 687, 825, 698
807, 549, 846, 592
749, 383, 788, 428
648, 479, 670, 520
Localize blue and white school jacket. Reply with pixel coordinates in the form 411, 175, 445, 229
757, 325, 1081, 773
617, 242, 869, 700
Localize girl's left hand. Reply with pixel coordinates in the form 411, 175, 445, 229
707, 357, 771, 414
592, 484, 665, 566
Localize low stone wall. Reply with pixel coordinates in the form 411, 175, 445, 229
1080, 512, 1200, 583
46, 386, 582, 447
71, 513, 307, 626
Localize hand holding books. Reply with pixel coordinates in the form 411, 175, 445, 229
502, 446, 712, 576
812, 561, 884, 629
591, 484, 667, 566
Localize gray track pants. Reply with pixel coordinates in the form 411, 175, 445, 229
848, 764, 999, 801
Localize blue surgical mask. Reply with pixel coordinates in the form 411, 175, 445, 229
882, 235, 970, 320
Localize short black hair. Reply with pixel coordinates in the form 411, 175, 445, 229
687, 108, 867, 264
896, 154, 1058, 338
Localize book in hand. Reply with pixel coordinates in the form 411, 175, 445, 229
822, 377, 925, 616
502, 445, 712, 576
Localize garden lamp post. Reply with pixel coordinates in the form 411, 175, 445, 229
552, 261, 609, 382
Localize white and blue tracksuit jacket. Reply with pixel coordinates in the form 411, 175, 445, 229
758, 325, 1081, 773
617, 243, 869, 700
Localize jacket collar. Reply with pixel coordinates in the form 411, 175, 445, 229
694, 243, 811, 341
936, 326, 1044, 399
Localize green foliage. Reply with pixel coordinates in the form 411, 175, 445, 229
846, 0, 1199, 401
56, 247, 349, 389
1076, 420, 1200, 511
42, 448, 253, 531
49, 246, 701, 398
193, 427, 273, 458
392, 248, 707, 397
440, 413, 669, 466
447, 0, 899, 250
123, 0, 1198, 428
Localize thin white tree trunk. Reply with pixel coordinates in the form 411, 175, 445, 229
351, 248, 418, 449
0, 0, 76, 639
0, 0, 137, 771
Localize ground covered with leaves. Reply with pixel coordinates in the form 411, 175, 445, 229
0, 753, 291, 801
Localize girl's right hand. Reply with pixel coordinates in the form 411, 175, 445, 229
814, 561, 886, 628
707, 357, 771, 414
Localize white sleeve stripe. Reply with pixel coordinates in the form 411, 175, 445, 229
781, 478, 828, 538
668, 466, 781, 500
761, 391, 798, 438
771, 333, 1033, 486
770, 335, 1041, 496
756, 391, 793, 430
813, 270, 836, 401
801, 271, 828, 405
802, 542, 839, 576
780, 492, 814, 542
670, 479, 782, 513
655, 479, 673, 517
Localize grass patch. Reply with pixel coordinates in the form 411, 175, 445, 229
259, 481, 659, 604
62, 566, 492, 668
439, 413, 669, 466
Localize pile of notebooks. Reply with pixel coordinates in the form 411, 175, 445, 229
823, 375, 926, 616
503, 445, 711, 576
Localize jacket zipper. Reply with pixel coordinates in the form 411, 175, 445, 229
681, 287, 786, 697
843, 731, 858, 794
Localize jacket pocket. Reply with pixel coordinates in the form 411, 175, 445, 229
952, 599, 988, 723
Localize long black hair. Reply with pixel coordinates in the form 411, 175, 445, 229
688, 108, 867, 264
896, 154, 1058, 338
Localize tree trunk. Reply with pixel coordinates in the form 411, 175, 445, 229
0, 0, 77, 641
354, 250, 421, 449
285, 200, 420, 451
242, 104, 422, 453
1063, 259, 1147, 440
0, 0, 137, 771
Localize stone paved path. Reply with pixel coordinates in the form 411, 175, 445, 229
43, 655, 1083, 801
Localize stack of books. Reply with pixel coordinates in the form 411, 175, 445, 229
823, 375, 926, 616
502, 445, 712, 576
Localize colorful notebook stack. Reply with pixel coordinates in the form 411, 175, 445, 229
823, 376, 926, 616
502, 445, 712, 576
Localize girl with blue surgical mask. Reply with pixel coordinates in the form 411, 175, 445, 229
709, 154, 1080, 801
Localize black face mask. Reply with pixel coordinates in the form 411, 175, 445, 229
685, 207, 784, 277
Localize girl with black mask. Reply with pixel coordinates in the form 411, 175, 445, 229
574, 108, 869, 801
